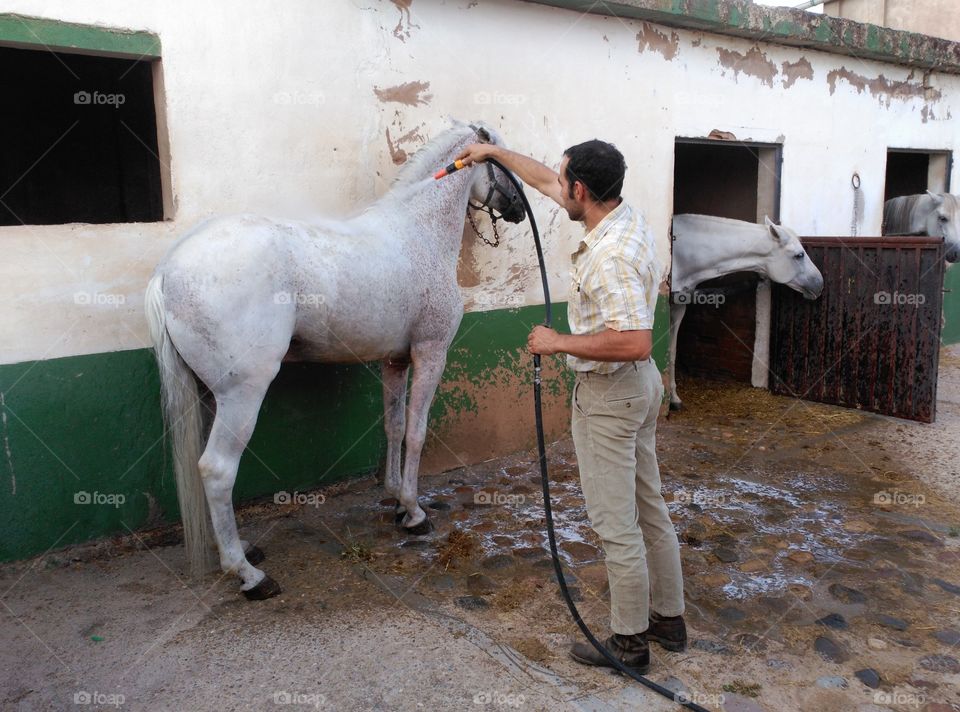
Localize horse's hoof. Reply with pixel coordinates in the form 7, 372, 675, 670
403, 516, 433, 536
669, 401, 683, 412
242, 575, 282, 601
394, 506, 406, 525
244, 545, 265, 566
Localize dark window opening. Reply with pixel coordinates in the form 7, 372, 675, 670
0, 46, 163, 226
673, 142, 762, 221
672, 139, 782, 385
884, 150, 952, 203
884, 152, 930, 202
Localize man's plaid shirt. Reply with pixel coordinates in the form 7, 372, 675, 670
567, 200, 662, 374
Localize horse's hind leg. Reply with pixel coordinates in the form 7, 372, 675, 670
397, 341, 448, 534
381, 359, 410, 522
200, 381, 281, 600
197, 378, 268, 566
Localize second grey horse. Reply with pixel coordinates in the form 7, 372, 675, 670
883, 191, 960, 262
669, 215, 824, 410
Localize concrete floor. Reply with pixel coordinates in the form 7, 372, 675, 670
0, 502, 676, 712
2, 348, 960, 712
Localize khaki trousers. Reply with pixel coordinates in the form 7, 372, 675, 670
571, 360, 685, 634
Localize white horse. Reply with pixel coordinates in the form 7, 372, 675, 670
883, 191, 960, 262
144, 120, 523, 599
668, 215, 824, 411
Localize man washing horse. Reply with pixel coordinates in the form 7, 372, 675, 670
455, 139, 687, 674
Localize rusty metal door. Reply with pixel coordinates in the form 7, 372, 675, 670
771, 236, 944, 423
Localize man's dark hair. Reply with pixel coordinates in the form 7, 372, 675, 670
562, 139, 626, 202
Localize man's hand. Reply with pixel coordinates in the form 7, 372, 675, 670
455, 144, 563, 207
528, 325, 563, 355
455, 143, 501, 167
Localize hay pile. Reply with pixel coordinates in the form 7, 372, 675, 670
434, 529, 478, 569
676, 378, 866, 435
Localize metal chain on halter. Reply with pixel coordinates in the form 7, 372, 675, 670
850, 172, 862, 237
467, 203, 501, 247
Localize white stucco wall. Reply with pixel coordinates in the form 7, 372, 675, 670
1, 0, 958, 365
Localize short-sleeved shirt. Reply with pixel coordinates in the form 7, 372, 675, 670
567, 200, 661, 374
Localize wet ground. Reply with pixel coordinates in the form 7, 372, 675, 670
2, 350, 960, 711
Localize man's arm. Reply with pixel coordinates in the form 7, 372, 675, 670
456, 144, 564, 207
528, 326, 652, 362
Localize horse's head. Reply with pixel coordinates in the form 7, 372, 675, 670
762, 217, 824, 299
926, 191, 960, 262
467, 124, 526, 224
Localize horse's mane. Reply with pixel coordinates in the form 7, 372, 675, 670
884, 193, 936, 234
390, 123, 475, 188
884, 195, 914, 233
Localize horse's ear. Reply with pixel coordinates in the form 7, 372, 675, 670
927, 190, 944, 205
765, 217, 787, 243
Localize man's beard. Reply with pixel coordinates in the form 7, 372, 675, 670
565, 203, 584, 222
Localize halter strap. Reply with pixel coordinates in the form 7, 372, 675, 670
465, 124, 524, 222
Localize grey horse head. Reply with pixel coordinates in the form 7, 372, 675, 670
925, 191, 960, 262
468, 124, 525, 224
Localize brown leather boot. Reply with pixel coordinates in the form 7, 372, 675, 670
647, 611, 687, 652
569, 632, 650, 674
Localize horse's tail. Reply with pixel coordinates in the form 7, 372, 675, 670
144, 273, 214, 578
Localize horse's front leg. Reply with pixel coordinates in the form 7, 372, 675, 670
381, 358, 410, 518
397, 341, 448, 534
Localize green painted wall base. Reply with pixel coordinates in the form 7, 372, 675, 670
943, 265, 960, 345
0, 299, 670, 562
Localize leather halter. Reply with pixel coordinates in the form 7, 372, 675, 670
466, 124, 525, 229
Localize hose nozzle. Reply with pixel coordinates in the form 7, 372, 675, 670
434, 159, 466, 180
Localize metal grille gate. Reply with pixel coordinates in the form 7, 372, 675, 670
771, 236, 944, 423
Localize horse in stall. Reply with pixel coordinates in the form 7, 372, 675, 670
144, 120, 524, 599
882, 191, 960, 263
668, 215, 824, 411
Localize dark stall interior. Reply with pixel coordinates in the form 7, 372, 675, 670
672, 139, 781, 385
884, 149, 952, 203
0, 46, 163, 226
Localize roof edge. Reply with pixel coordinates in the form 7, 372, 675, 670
521, 0, 960, 75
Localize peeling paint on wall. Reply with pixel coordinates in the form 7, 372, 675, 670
423, 350, 570, 475
373, 80, 433, 106
826, 67, 942, 106
716, 46, 778, 88
919, 104, 951, 123
384, 124, 425, 165
390, 0, 418, 42
781, 57, 814, 89
636, 22, 679, 60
